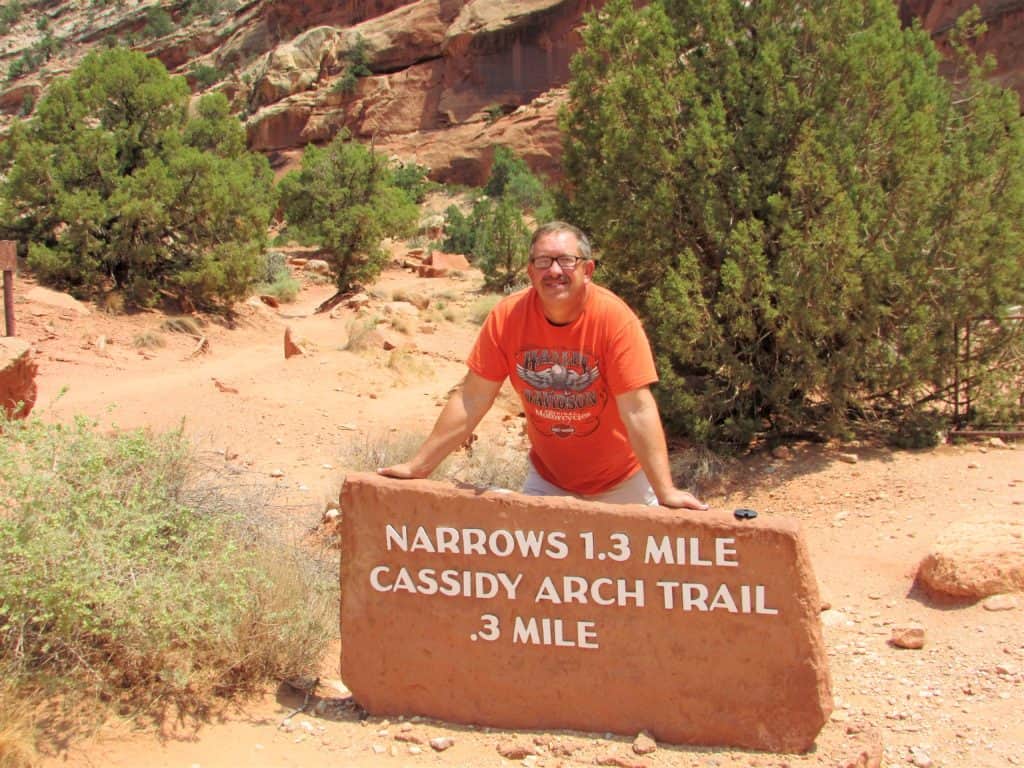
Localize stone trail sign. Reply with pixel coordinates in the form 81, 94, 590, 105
340, 473, 833, 753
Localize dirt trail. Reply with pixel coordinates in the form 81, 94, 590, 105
12, 269, 1022, 768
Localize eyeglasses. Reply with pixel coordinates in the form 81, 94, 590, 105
529, 255, 584, 270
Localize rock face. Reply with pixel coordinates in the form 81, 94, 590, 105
340, 472, 833, 753
0, 337, 38, 419
1, 2, 1019, 186
241, 0, 590, 182
898, 1, 1024, 101
917, 517, 1024, 598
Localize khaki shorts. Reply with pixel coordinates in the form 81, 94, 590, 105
521, 461, 659, 506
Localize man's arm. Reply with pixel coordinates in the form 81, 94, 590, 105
378, 370, 503, 479
615, 386, 708, 510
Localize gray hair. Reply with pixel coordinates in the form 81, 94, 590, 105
529, 221, 592, 261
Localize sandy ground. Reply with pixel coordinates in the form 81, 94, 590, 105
8, 262, 1022, 768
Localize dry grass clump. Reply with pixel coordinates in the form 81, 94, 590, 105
0, 677, 37, 768
0, 415, 335, 753
338, 430, 440, 474
468, 294, 501, 325
669, 444, 729, 497
132, 331, 166, 349
389, 315, 413, 335
160, 316, 203, 336
343, 317, 380, 352
337, 430, 527, 492
386, 349, 432, 383
448, 441, 529, 492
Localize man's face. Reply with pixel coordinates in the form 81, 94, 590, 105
527, 230, 595, 314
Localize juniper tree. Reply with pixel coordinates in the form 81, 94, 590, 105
561, 0, 1024, 446
277, 132, 418, 293
0, 49, 275, 308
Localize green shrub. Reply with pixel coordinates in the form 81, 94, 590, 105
562, 1, 1024, 447
255, 273, 300, 303
484, 145, 552, 215
441, 204, 475, 256
0, 1, 23, 33
2, 51, 274, 310
0, 416, 335, 726
391, 160, 432, 204
483, 104, 504, 124
252, 250, 299, 301
143, 5, 174, 37
441, 147, 551, 291
278, 131, 418, 292
888, 409, 946, 450
333, 33, 372, 94
473, 198, 530, 292
189, 63, 224, 91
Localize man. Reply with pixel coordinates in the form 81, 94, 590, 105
379, 221, 707, 510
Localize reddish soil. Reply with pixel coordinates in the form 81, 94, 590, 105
10, 260, 1022, 768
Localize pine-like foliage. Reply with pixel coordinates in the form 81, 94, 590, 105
278, 132, 418, 292
562, 0, 1024, 446
0, 48, 275, 309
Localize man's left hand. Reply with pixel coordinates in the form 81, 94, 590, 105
658, 488, 709, 510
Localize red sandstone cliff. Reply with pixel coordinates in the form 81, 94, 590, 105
0, 1, 1020, 184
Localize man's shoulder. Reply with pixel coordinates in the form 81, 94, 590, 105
588, 284, 642, 319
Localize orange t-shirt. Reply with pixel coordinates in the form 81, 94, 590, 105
467, 284, 658, 495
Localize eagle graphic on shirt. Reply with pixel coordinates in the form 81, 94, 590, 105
515, 362, 600, 392
514, 349, 606, 438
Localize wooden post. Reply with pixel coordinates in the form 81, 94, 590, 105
0, 240, 15, 337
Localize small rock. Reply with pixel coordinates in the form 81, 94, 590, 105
981, 593, 1019, 611
989, 437, 1009, 449
909, 746, 933, 768
820, 609, 849, 627
324, 508, 341, 522
269, 468, 284, 478
284, 326, 305, 359
632, 731, 657, 755
839, 726, 883, 768
838, 452, 859, 464
890, 623, 926, 649
304, 258, 331, 275
596, 751, 647, 768
429, 737, 454, 752
408, 745, 422, 755
395, 731, 423, 745
497, 740, 537, 759
771, 445, 792, 460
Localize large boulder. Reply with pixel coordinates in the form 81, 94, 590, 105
917, 517, 1024, 599
0, 337, 38, 419
250, 26, 343, 109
